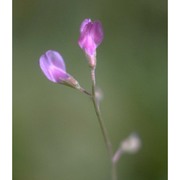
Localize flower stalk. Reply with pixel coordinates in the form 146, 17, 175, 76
90, 67, 117, 180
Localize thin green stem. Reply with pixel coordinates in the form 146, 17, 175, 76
90, 68, 117, 180
112, 162, 118, 180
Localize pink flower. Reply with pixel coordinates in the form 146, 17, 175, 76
39, 50, 80, 89
78, 19, 104, 58
39, 50, 69, 83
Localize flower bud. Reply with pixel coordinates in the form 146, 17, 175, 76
121, 133, 141, 154
78, 18, 104, 68
95, 87, 103, 104
39, 50, 80, 89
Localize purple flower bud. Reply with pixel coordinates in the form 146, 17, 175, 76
78, 19, 104, 67
39, 50, 80, 89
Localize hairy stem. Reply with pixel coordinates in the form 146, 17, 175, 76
91, 68, 117, 180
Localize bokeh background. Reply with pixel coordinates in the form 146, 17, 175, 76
13, 0, 167, 179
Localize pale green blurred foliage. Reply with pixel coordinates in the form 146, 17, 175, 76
13, 0, 167, 180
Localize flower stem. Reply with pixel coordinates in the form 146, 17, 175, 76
90, 68, 117, 180
112, 147, 123, 164
79, 87, 92, 96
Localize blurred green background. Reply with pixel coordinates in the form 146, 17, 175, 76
13, 0, 167, 179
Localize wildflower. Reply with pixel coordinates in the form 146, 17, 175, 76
78, 19, 104, 68
39, 50, 80, 89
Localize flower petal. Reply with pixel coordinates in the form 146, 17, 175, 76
91, 21, 104, 46
45, 50, 66, 71
78, 19, 104, 57
39, 50, 69, 83
80, 18, 91, 33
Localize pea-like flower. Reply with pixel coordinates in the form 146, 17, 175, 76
78, 19, 104, 68
39, 50, 80, 89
